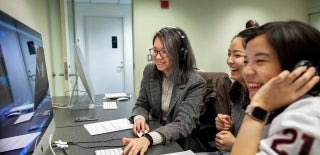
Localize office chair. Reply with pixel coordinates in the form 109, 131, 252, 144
192, 71, 232, 152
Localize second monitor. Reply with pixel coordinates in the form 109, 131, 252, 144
68, 45, 95, 109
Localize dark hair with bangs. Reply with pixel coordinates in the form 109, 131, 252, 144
245, 20, 320, 120
151, 26, 197, 84
246, 20, 320, 72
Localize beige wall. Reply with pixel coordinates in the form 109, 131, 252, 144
133, 0, 308, 94
0, 0, 310, 96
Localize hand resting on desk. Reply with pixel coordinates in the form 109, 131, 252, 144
121, 137, 150, 155
120, 117, 151, 155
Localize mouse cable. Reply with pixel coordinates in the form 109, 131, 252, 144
53, 138, 124, 149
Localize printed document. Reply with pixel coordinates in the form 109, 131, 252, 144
84, 118, 133, 135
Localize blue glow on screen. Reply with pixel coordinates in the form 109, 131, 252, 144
0, 30, 5, 37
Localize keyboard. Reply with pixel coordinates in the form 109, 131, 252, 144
104, 93, 128, 99
95, 148, 123, 155
103, 102, 117, 109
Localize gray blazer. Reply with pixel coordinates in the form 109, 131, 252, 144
131, 63, 206, 144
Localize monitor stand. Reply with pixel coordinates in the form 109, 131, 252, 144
68, 94, 95, 110
68, 76, 95, 110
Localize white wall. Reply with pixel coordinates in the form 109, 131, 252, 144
133, 0, 308, 94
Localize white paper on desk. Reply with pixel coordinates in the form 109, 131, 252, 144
14, 112, 34, 124
0, 132, 41, 153
84, 118, 133, 135
162, 150, 196, 155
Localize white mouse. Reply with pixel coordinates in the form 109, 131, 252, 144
117, 97, 129, 101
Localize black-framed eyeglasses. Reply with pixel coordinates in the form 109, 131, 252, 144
149, 48, 168, 58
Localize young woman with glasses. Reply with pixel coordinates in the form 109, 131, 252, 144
121, 26, 206, 155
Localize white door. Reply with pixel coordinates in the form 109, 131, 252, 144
84, 16, 125, 94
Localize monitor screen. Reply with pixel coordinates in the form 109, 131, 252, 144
0, 10, 55, 155
68, 45, 95, 109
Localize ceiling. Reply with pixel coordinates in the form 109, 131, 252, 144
74, 0, 131, 4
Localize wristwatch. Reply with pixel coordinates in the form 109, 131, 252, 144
245, 104, 270, 123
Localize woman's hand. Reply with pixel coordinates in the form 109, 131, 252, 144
215, 114, 232, 131
121, 137, 150, 155
215, 130, 236, 151
133, 118, 150, 136
251, 66, 320, 111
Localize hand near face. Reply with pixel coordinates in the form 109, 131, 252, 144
251, 66, 320, 112
133, 118, 150, 136
121, 137, 150, 155
215, 130, 236, 151
215, 114, 232, 131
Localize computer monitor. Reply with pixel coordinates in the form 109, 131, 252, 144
0, 10, 55, 155
68, 45, 95, 109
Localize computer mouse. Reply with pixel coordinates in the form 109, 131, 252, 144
117, 97, 129, 101
6, 111, 22, 117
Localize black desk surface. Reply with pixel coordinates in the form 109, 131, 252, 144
48, 95, 183, 155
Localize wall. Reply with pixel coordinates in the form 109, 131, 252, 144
133, 0, 308, 94
0, 0, 310, 97
308, 0, 320, 29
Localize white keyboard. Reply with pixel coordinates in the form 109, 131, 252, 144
95, 148, 123, 155
104, 93, 128, 99
103, 102, 117, 109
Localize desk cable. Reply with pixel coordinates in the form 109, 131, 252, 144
63, 138, 124, 148
50, 136, 125, 154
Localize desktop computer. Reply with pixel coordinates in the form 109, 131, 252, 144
0, 10, 55, 155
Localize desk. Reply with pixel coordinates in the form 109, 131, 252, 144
49, 95, 183, 155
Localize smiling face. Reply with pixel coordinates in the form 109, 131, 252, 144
152, 36, 173, 77
227, 36, 246, 84
242, 34, 282, 99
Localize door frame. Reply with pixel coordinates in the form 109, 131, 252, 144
68, 3, 134, 95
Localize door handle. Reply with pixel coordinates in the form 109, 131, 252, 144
117, 65, 124, 72
117, 62, 124, 72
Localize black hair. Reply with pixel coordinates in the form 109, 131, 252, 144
245, 19, 259, 29
245, 20, 320, 122
151, 26, 197, 84
232, 19, 260, 47
246, 20, 320, 71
